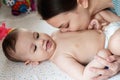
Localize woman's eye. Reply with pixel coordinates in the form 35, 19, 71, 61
63, 23, 69, 28
66, 23, 69, 28
34, 45, 37, 52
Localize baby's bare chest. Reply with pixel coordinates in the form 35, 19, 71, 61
54, 31, 105, 64
56, 39, 104, 64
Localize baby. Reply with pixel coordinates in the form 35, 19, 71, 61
2, 21, 120, 80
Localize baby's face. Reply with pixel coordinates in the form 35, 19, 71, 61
14, 29, 56, 62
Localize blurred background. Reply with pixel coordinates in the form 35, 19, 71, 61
0, 0, 57, 35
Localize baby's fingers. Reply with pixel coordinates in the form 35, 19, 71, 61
88, 19, 101, 30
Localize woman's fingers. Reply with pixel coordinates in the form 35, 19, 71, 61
90, 67, 113, 76
92, 75, 110, 80
95, 55, 113, 67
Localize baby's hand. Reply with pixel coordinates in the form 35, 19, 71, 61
88, 19, 101, 30
25, 61, 40, 65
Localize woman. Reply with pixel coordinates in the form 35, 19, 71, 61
37, 0, 120, 80
37, 0, 120, 32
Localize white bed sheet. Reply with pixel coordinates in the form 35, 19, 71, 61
0, 5, 120, 80
0, 47, 120, 80
0, 48, 72, 80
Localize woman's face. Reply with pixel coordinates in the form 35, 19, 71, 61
47, 6, 91, 32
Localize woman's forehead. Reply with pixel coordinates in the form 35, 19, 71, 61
47, 14, 69, 27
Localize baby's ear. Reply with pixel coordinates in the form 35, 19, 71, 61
24, 60, 31, 65
24, 60, 40, 65
77, 0, 88, 8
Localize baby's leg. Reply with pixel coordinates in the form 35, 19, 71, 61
83, 49, 111, 80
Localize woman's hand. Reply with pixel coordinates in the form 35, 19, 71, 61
90, 49, 120, 80
88, 10, 120, 31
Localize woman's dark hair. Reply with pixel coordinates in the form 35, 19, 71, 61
37, 0, 77, 20
2, 28, 21, 62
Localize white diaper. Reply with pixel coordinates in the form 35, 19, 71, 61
104, 22, 120, 48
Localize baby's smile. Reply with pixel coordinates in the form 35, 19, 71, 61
43, 40, 52, 53
46, 40, 52, 52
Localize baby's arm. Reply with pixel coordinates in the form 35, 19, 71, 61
54, 55, 85, 80
83, 49, 111, 80
54, 51, 111, 80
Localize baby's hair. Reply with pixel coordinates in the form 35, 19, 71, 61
2, 28, 21, 62
37, 0, 77, 20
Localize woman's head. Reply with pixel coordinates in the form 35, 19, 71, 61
37, 0, 91, 32
37, 0, 78, 20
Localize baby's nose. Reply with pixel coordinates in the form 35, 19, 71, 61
36, 39, 44, 47
39, 39, 44, 44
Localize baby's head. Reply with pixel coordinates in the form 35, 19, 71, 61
2, 28, 56, 64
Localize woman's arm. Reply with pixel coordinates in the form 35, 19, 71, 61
98, 10, 120, 23
83, 49, 111, 80
88, 10, 120, 30
90, 49, 120, 80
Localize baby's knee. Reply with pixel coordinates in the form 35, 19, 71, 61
97, 49, 111, 58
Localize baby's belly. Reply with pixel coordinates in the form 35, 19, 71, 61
73, 39, 105, 64
75, 52, 96, 65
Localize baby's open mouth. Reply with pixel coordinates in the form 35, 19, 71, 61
43, 40, 52, 52
45, 40, 52, 52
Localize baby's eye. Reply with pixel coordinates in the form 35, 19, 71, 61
66, 23, 69, 28
34, 45, 37, 52
36, 32, 39, 39
33, 32, 40, 39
